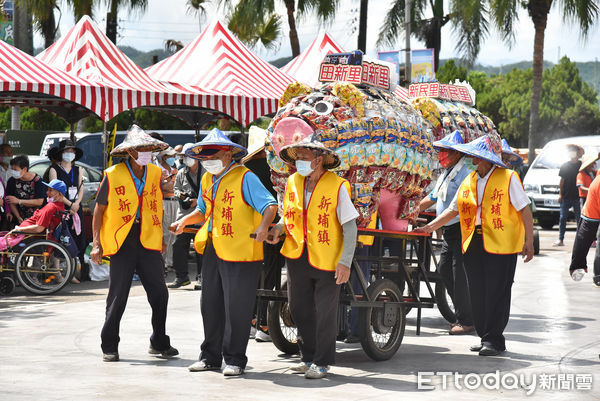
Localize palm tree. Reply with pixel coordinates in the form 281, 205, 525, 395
377, 0, 451, 72
18, 0, 60, 48
450, 0, 598, 165
65, 0, 94, 21
186, 0, 210, 32
105, 0, 148, 44
227, 4, 282, 51
225, 0, 340, 57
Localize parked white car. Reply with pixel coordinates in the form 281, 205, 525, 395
523, 136, 600, 229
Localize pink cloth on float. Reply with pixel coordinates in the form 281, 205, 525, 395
378, 189, 409, 232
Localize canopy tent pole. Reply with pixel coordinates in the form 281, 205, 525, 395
69, 122, 76, 144
240, 123, 246, 147
102, 114, 108, 170
194, 122, 200, 142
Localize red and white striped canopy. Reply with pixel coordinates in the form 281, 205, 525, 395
281, 32, 344, 87
36, 16, 220, 121
394, 86, 410, 103
0, 38, 104, 121
146, 20, 295, 126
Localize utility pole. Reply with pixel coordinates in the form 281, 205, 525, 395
404, 0, 411, 84
357, 0, 368, 53
12, 1, 33, 130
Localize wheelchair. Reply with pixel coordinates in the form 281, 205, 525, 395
0, 211, 76, 296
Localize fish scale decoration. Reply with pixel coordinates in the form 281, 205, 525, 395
266, 81, 436, 227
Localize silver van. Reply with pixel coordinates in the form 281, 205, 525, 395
523, 136, 600, 229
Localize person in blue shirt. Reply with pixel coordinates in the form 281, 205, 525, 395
419, 131, 474, 335
172, 129, 277, 377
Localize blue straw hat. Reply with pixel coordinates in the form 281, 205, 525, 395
186, 128, 248, 160
501, 139, 523, 165
433, 130, 464, 151
42, 179, 67, 195
453, 133, 507, 168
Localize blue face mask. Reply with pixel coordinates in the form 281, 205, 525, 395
295, 160, 314, 177
165, 157, 176, 167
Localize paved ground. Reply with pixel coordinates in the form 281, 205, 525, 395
1, 224, 599, 400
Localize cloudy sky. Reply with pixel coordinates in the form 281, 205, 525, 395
41, 0, 600, 66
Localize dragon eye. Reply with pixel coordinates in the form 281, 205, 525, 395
313, 101, 333, 115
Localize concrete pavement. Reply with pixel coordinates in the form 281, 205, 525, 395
1, 227, 599, 400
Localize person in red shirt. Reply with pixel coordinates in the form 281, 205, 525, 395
11, 179, 66, 235
570, 175, 600, 287
576, 154, 598, 209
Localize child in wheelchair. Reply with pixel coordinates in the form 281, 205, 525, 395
1, 179, 74, 283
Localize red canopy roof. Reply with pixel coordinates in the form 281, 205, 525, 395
36, 16, 222, 121
0, 38, 104, 121
146, 20, 295, 126
281, 32, 344, 87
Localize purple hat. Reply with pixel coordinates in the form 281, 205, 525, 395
453, 133, 506, 168
433, 131, 464, 151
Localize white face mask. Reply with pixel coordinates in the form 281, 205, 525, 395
184, 157, 196, 168
201, 159, 225, 175
62, 152, 76, 163
295, 160, 314, 177
8, 168, 22, 179
133, 151, 153, 166
1, 156, 12, 164
47, 196, 55, 203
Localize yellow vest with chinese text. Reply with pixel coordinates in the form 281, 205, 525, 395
281, 171, 350, 271
100, 162, 163, 256
193, 166, 264, 262
457, 168, 525, 254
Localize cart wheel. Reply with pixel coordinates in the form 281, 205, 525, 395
267, 282, 299, 355
15, 240, 73, 295
358, 278, 406, 361
533, 229, 540, 255
0, 276, 15, 295
435, 282, 456, 324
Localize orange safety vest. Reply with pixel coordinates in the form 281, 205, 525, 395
458, 168, 525, 254
100, 162, 163, 256
281, 171, 350, 271
357, 211, 377, 246
193, 165, 264, 262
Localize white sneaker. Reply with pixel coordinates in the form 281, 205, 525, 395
223, 365, 244, 376
249, 326, 257, 339
553, 240, 564, 247
290, 361, 311, 373
188, 360, 221, 372
255, 330, 271, 342
305, 364, 329, 379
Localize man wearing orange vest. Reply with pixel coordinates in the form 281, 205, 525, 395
267, 136, 358, 379
91, 125, 179, 362
415, 133, 534, 356
172, 129, 277, 377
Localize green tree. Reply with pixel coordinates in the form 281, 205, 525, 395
451, 0, 599, 166
65, 0, 94, 20
17, 0, 59, 48
435, 59, 467, 83
227, 4, 282, 51
19, 108, 68, 131
227, 0, 340, 57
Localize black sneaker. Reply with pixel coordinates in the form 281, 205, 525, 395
103, 352, 119, 362
168, 277, 191, 288
148, 345, 179, 358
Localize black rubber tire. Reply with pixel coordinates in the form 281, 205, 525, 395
538, 218, 555, 230
358, 278, 406, 361
266, 282, 299, 355
15, 240, 73, 295
435, 282, 457, 324
533, 229, 540, 255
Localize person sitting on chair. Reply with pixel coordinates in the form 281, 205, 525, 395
9, 179, 66, 236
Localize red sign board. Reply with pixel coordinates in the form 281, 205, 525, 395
408, 82, 474, 105
319, 62, 391, 90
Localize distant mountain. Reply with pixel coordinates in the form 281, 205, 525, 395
119, 46, 172, 69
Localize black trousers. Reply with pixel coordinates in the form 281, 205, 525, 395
101, 224, 171, 353
439, 223, 473, 326
286, 248, 340, 366
570, 218, 600, 281
172, 232, 203, 280
200, 239, 261, 368
463, 232, 517, 351
255, 241, 284, 326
